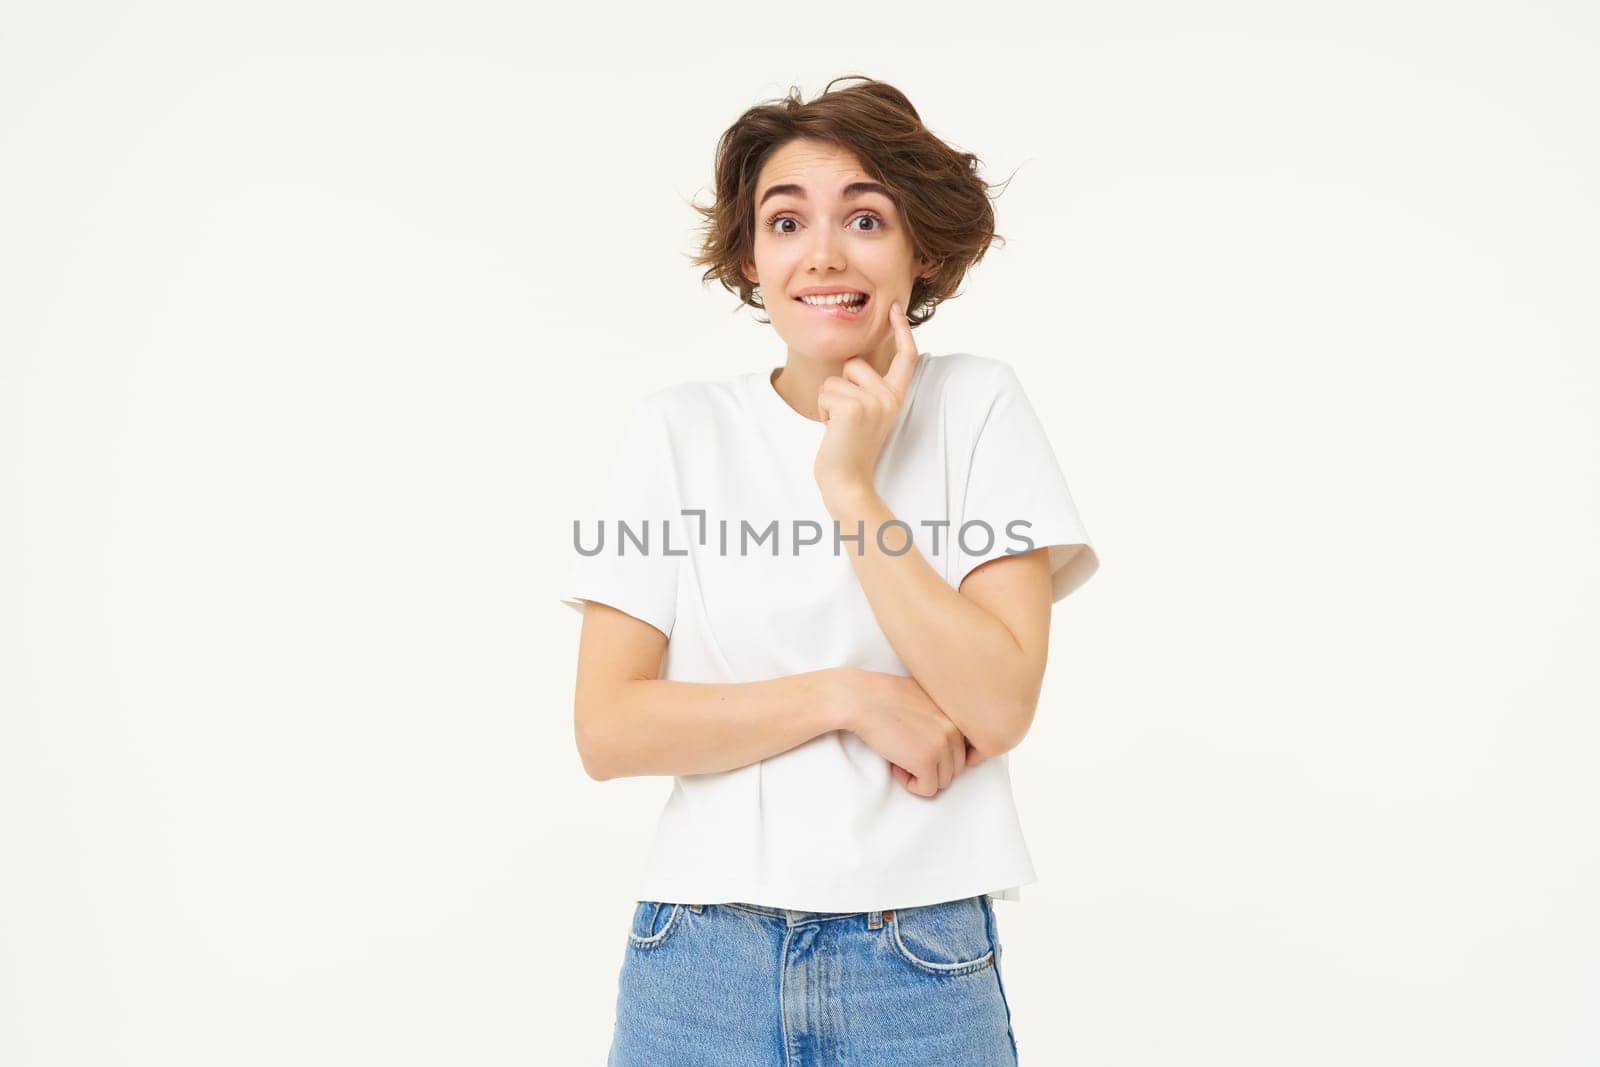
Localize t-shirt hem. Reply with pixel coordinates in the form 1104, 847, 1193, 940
560, 589, 673, 640
634, 869, 1039, 913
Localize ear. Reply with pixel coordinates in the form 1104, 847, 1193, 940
741, 258, 758, 287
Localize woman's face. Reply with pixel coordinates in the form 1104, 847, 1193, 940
743, 138, 936, 366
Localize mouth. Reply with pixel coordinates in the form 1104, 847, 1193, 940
795, 292, 870, 320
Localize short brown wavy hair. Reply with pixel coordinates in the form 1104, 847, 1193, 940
686, 75, 1009, 328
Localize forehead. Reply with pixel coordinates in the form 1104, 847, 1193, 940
755, 139, 869, 192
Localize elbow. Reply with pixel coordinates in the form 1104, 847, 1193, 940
579, 748, 614, 781
978, 696, 1038, 758
575, 677, 649, 781
1001, 670, 1045, 752
578, 741, 616, 781
576, 734, 610, 781
970, 656, 1045, 758
574, 702, 617, 781
974, 724, 1022, 761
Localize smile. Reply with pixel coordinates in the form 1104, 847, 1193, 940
795, 293, 870, 320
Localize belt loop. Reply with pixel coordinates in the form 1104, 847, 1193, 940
687, 903, 703, 913
867, 909, 883, 930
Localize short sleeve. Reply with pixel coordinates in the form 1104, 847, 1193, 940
953, 362, 1100, 602
559, 393, 682, 638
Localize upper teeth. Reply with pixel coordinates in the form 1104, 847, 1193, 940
800, 293, 865, 306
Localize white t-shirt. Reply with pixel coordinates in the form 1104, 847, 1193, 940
561, 351, 1099, 912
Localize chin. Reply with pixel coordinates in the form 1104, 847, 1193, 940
794, 340, 865, 364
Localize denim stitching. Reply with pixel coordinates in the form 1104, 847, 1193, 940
888, 909, 995, 975
981, 895, 1020, 1062
723, 902, 863, 927
626, 902, 681, 948
724, 901, 784, 919
778, 923, 795, 1067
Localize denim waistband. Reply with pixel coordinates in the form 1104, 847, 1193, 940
715, 895, 991, 927
722, 901, 860, 924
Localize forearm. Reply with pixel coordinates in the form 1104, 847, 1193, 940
578, 669, 846, 780
823, 485, 1034, 755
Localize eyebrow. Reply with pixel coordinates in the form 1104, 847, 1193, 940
757, 181, 894, 208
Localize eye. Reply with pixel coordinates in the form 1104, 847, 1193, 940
762, 211, 886, 234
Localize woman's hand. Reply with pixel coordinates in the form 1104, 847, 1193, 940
827, 667, 988, 798
813, 301, 920, 502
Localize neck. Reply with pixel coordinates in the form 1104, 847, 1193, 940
771, 338, 898, 422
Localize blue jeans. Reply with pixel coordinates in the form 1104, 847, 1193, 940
607, 893, 1019, 1065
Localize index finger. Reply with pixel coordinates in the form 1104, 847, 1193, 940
883, 300, 919, 398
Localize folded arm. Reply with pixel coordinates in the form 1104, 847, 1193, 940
571, 601, 862, 780
822, 484, 1053, 757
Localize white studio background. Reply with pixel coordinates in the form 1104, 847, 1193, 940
5, 5, 1597, 1065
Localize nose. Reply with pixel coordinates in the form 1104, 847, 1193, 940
803, 225, 848, 272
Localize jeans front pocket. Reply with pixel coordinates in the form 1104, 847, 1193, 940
625, 901, 685, 951
886, 895, 996, 977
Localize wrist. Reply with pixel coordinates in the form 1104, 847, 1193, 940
817, 478, 877, 516
818, 666, 868, 735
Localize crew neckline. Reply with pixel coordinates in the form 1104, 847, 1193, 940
754, 365, 826, 433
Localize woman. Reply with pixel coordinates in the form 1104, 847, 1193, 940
561, 75, 1099, 1066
